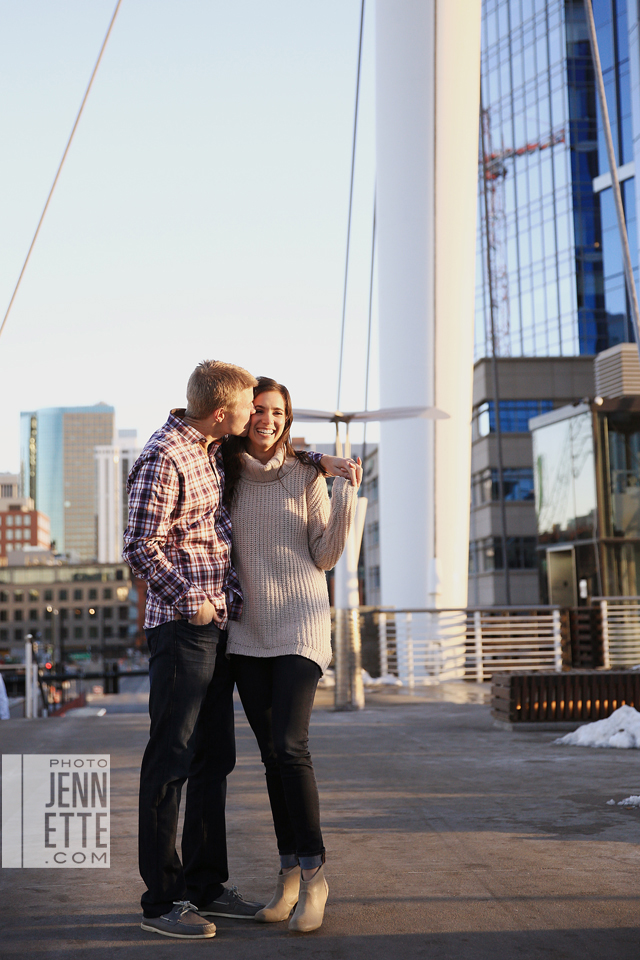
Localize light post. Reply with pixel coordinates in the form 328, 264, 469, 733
46, 605, 60, 669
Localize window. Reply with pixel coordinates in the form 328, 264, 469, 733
472, 468, 535, 505
14, 610, 23, 622
118, 606, 129, 621
104, 626, 113, 638
74, 608, 83, 620
74, 589, 83, 601
23, 516, 31, 527
6, 516, 12, 527
103, 588, 112, 600
88, 589, 97, 601
0, 628, 7, 641
367, 522, 379, 546
74, 627, 83, 640
0, 611, 6, 622
14, 516, 22, 526
89, 627, 98, 639
470, 537, 538, 572
59, 608, 68, 620
29, 590, 39, 601
0, 591, 8, 603
14, 628, 22, 641
44, 590, 53, 601
472, 400, 554, 439
14, 591, 22, 602
119, 626, 128, 639
58, 590, 68, 601
366, 477, 378, 501
6, 531, 13, 540
103, 608, 113, 620
29, 609, 37, 621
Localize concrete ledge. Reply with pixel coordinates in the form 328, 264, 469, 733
493, 718, 585, 732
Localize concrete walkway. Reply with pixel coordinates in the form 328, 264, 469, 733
1, 685, 640, 958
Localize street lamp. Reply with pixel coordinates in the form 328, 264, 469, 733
46, 606, 60, 669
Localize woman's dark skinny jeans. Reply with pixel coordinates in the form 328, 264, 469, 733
231, 653, 324, 870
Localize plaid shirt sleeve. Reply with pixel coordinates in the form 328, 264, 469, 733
122, 452, 208, 619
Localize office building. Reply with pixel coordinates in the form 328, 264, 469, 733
0, 496, 50, 561
20, 404, 115, 561
0, 474, 20, 499
0, 562, 137, 662
95, 430, 141, 563
470, 0, 640, 604
530, 344, 640, 601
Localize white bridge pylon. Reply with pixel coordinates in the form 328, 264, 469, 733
375, 0, 482, 678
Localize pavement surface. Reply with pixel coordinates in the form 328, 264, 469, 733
1, 682, 640, 958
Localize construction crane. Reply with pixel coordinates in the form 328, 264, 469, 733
479, 117, 566, 356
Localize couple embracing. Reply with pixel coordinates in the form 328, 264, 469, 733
123, 359, 361, 939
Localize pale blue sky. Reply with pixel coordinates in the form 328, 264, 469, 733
0, 0, 378, 471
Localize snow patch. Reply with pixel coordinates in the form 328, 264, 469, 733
361, 670, 404, 688
555, 705, 640, 749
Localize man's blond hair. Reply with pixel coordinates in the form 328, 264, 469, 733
186, 360, 258, 419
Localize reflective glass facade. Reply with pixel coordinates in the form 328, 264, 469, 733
532, 400, 640, 599
532, 408, 598, 541
476, 0, 640, 360
20, 405, 115, 559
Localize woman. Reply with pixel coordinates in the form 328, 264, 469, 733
223, 377, 361, 933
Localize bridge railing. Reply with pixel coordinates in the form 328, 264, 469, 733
372, 606, 566, 686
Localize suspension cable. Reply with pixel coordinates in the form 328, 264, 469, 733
361, 194, 376, 468
336, 0, 365, 410
0, 0, 123, 345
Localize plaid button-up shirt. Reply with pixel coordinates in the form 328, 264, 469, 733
123, 410, 242, 629
123, 409, 324, 629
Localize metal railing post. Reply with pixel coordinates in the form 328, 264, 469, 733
334, 609, 350, 710
378, 611, 388, 677
474, 610, 484, 682
24, 640, 32, 719
601, 600, 611, 669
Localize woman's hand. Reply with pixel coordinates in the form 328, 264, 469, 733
321, 455, 363, 489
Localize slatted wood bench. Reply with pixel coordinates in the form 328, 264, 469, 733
492, 670, 640, 724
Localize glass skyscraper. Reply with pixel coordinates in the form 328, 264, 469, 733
469, 0, 640, 605
476, 0, 640, 360
20, 405, 115, 561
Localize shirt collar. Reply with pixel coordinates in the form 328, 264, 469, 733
168, 409, 222, 453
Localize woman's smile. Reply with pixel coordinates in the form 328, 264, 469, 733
247, 390, 287, 462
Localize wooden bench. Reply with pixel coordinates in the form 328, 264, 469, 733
492, 670, 640, 723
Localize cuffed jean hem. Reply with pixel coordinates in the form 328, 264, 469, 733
298, 854, 324, 870
280, 854, 299, 869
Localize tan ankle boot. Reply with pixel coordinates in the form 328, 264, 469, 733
254, 867, 300, 922
288, 866, 328, 932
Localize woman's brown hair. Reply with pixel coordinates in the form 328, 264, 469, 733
222, 377, 326, 505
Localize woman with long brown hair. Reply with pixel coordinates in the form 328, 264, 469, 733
223, 376, 361, 933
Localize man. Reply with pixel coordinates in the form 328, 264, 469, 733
124, 359, 351, 940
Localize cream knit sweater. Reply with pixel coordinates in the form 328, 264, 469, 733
226, 447, 357, 672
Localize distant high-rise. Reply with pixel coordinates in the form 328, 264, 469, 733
95, 430, 141, 564
20, 405, 115, 560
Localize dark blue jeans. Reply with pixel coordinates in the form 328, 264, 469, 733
231, 654, 324, 870
139, 619, 235, 918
